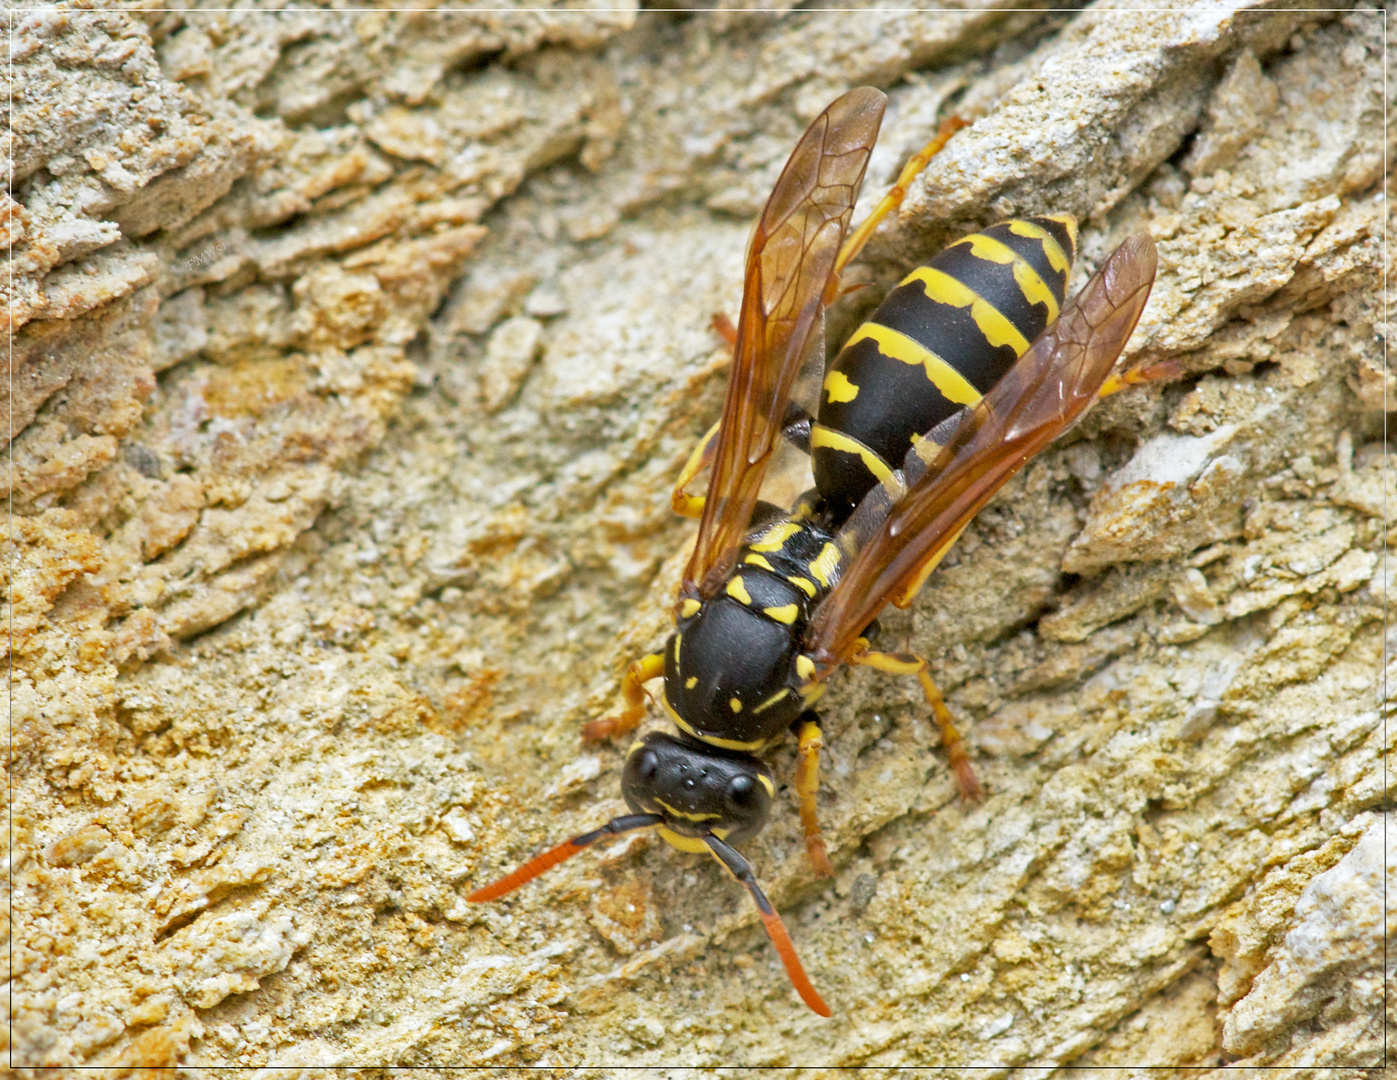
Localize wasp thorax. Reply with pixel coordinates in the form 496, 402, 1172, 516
621, 731, 775, 846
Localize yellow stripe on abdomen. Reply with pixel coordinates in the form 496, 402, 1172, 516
841, 322, 982, 406
900, 266, 1030, 354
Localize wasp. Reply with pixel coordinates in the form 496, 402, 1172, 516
468, 87, 1167, 1016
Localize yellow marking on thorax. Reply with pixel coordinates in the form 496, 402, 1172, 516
810, 426, 893, 483
823, 369, 859, 403
795, 655, 817, 681
749, 521, 802, 552
900, 267, 1029, 354
678, 598, 701, 619
673, 634, 682, 662
808, 542, 841, 588
843, 322, 981, 406
729, 697, 743, 713
661, 695, 769, 752
953, 233, 1060, 322
726, 576, 752, 605
685, 675, 698, 689
1007, 219, 1071, 273
763, 603, 798, 624
787, 575, 817, 598
743, 553, 775, 572
753, 688, 791, 714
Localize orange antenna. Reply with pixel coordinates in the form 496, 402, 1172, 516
705, 835, 830, 1017
466, 814, 662, 902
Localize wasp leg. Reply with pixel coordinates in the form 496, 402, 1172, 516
711, 311, 739, 348
831, 114, 969, 284
793, 711, 834, 878
672, 421, 721, 519
582, 651, 666, 742
677, 408, 817, 520
850, 643, 982, 801
1097, 358, 1183, 399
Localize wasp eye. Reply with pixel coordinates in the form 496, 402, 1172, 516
725, 774, 758, 811
637, 750, 660, 781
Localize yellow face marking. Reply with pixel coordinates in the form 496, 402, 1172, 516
749, 521, 802, 553
729, 697, 743, 713
757, 774, 775, 797
810, 425, 893, 484
685, 675, 698, 689
808, 542, 841, 588
796, 655, 816, 681
661, 695, 768, 752
823, 369, 859, 404
655, 798, 720, 822
787, 575, 817, 598
753, 688, 791, 714
679, 598, 701, 619
657, 826, 731, 854
1007, 219, 1070, 273
725, 575, 752, 605
842, 322, 982, 406
742, 553, 775, 572
763, 603, 798, 625
900, 267, 1030, 354
626, 740, 646, 758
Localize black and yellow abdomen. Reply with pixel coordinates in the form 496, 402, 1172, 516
812, 214, 1079, 517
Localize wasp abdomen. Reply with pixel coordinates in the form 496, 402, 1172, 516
812, 214, 1078, 517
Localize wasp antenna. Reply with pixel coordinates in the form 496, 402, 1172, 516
705, 834, 831, 1017
467, 814, 662, 902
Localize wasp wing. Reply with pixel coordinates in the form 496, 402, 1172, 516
684, 87, 885, 599
805, 232, 1158, 669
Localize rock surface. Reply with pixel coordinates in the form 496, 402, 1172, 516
7, 3, 1390, 1071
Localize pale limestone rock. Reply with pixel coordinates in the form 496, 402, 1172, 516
9, 4, 1387, 1071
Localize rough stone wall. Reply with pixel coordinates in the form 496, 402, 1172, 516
6, 2, 1391, 1072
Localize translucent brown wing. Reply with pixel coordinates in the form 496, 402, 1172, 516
804, 232, 1159, 670
683, 87, 886, 599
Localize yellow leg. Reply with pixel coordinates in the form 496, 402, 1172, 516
850, 643, 982, 801
672, 420, 721, 519
1097, 357, 1183, 399
794, 715, 833, 878
582, 652, 665, 742
832, 115, 969, 283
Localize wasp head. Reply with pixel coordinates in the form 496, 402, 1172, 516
621, 730, 775, 850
